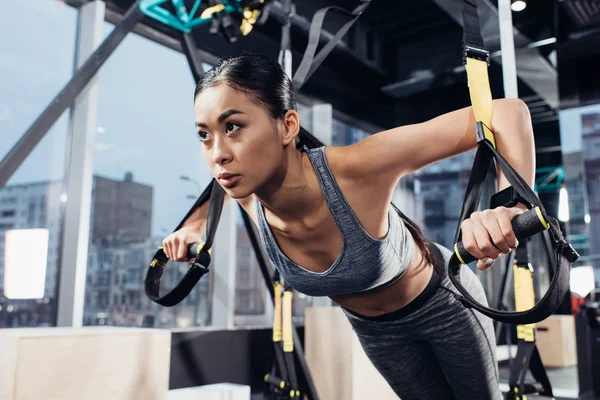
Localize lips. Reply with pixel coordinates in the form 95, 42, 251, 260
217, 173, 241, 188
217, 172, 237, 180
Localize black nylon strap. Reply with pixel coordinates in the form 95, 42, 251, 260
453, 132, 545, 245
528, 344, 553, 396
292, 0, 370, 90
203, 181, 226, 250
144, 179, 225, 306
452, 138, 495, 244
448, 138, 577, 324
144, 252, 210, 307
462, 0, 486, 51
509, 342, 553, 397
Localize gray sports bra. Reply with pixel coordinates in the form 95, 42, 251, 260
255, 145, 415, 297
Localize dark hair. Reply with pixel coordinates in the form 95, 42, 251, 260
194, 54, 321, 150
195, 54, 435, 272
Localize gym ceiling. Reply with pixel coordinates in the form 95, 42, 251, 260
63, 0, 600, 171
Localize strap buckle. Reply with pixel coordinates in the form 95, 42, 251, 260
559, 242, 580, 263
192, 242, 211, 272
463, 46, 490, 66
475, 121, 495, 147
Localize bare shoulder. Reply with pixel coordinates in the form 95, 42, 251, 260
323, 146, 395, 239
323, 145, 395, 201
323, 144, 394, 192
322, 145, 359, 180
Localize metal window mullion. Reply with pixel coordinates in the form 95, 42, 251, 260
56, 0, 105, 327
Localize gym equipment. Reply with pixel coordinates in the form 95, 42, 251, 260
140, 0, 273, 41
448, 0, 579, 325
263, 277, 300, 399
505, 241, 554, 400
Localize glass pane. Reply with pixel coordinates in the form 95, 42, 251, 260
83, 23, 213, 328
0, 0, 77, 328
234, 211, 270, 327
560, 103, 600, 290
332, 118, 371, 146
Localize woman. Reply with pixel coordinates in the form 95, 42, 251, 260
163, 54, 535, 400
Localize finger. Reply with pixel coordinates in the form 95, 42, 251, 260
470, 217, 502, 260
461, 225, 487, 260
481, 210, 511, 254
509, 206, 526, 217
497, 208, 519, 249
162, 238, 172, 260
477, 257, 495, 271
177, 236, 188, 260
172, 236, 183, 261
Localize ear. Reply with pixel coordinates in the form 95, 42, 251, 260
280, 110, 300, 146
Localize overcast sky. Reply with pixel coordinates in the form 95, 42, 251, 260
1, 0, 213, 237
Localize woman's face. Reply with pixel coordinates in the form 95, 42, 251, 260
194, 83, 294, 199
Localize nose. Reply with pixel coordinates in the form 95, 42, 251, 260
211, 136, 233, 165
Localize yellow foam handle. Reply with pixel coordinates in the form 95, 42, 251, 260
196, 242, 212, 255
454, 243, 467, 265
465, 57, 496, 148
273, 283, 282, 342
535, 206, 550, 230
282, 291, 294, 352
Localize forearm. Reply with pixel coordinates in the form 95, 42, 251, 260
182, 193, 231, 233
182, 202, 208, 233
490, 99, 536, 207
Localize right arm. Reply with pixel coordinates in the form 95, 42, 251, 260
162, 191, 254, 261
162, 198, 214, 261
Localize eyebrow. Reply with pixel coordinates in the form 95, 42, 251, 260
195, 109, 245, 129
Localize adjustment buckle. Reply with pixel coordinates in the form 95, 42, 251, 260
475, 121, 495, 146
192, 242, 211, 272
560, 242, 580, 263
463, 46, 490, 66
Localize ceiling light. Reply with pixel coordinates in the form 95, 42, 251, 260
511, 0, 527, 12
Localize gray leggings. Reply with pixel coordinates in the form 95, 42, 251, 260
343, 243, 503, 400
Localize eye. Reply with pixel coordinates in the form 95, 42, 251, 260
225, 122, 242, 135
197, 131, 212, 142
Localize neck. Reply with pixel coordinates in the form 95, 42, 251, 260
255, 146, 322, 221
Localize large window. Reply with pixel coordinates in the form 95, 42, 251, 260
82, 22, 214, 328
332, 118, 370, 146
560, 103, 600, 289
0, 0, 77, 328
234, 212, 268, 321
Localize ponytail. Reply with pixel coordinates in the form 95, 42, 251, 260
296, 126, 325, 150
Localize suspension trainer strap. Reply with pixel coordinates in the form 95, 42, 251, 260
508, 243, 554, 398
144, 179, 225, 306
462, 0, 486, 51
462, 0, 495, 147
447, 0, 579, 325
292, 0, 371, 90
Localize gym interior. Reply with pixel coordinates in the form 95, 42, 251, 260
1, 0, 599, 399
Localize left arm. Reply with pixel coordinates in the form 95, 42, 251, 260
342, 98, 536, 269
344, 98, 535, 191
